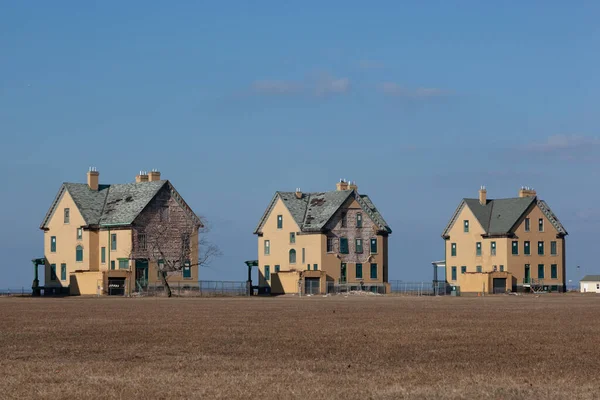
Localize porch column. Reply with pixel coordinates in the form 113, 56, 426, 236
432, 262, 438, 295
31, 259, 40, 296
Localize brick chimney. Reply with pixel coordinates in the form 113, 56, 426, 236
135, 171, 149, 183
87, 167, 99, 191
148, 169, 161, 182
479, 186, 487, 205
336, 179, 349, 191
295, 188, 302, 199
518, 186, 537, 198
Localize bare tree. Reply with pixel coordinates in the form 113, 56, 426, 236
139, 215, 221, 297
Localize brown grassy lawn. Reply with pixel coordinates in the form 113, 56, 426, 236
1, 295, 600, 399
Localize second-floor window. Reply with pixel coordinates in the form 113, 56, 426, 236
370, 238, 378, 254
464, 220, 469, 232
461, 266, 466, 274
356, 213, 362, 228
524, 241, 530, 255
355, 239, 363, 253
289, 249, 296, 264
77, 228, 83, 240
491, 242, 496, 256
290, 232, 296, 244
327, 237, 334, 253
476, 242, 482, 256
64, 208, 70, 224
76, 245, 83, 262
340, 238, 349, 254
302, 248, 305, 264
551, 241, 557, 255
538, 241, 544, 255
277, 215, 283, 229
118, 259, 128, 270
525, 218, 530, 232
111, 234, 117, 251
101, 247, 106, 264
539, 218, 544, 232
50, 236, 56, 253
138, 234, 147, 250
264, 240, 270, 255
476, 265, 482, 273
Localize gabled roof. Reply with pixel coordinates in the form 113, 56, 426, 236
442, 196, 567, 237
581, 275, 600, 282
254, 189, 391, 235
40, 180, 201, 229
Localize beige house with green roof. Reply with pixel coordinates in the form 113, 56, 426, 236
253, 180, 392, 295
38, 168, 202, 295
442, 186, 567, 294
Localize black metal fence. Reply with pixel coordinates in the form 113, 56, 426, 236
134, 280, 248, 297
0, 287, 31, 296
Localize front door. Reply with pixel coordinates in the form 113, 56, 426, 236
524, 264, 530, 284
135, 260, 149, 291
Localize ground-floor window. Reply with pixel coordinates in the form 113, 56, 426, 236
264, 265, 270, 281
50, 264, 57, 281
370, 263, 377, 279
451, 266, 457, 281
60, 263, 66, 281
183, 265, 192, 279
551, 264, 557, 279
356, 263, 362, 279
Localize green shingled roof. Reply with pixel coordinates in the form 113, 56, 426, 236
254, 189, 391, 234
442, 196, 567, 237
40, 180, 199, 229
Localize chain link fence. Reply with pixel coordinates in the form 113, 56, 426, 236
0, 287, 31, 296
134, 280, 248, 297
389, 280, 450, 296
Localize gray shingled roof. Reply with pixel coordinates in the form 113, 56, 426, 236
41, 180, 169, 228
581, 275, 600, 282
254, 190, 391, 234
442, 196, 567, 237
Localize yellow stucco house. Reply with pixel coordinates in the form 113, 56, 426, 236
442, 186, 567, 294
37, 168, 202, 296
253, 180, 392, 295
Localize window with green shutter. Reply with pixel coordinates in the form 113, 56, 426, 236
500, 265, 505, 272
76, 245, 83, 262
476, 265, 482, 273
118, 259, 128, 270
289, 232, 296, 244
524, 241, 530, 255
538, 264, 544, 279
50, 264, 57, 281
340, 238, 349, 254
356, 263, 363, 279
264, 265, 270, 280
306, 264, 311, 271
50, 236, 56, 253
551, 241, 557, 255
551, 264, 557, 279
512, 241, 518, 255
264, 240, 270, 255
77, 228, 82, 240
313, 264, 318, 270
355, 239, 363, 253
491, 242, 496, 256
464, 220, 469, 232
101, 247, 106, 264
370, 238, 378, 254
277, 215, 283, 229
476, 242, 482, 256
356, 213, 362, 228
60, 263, 66, 281
289, 249, 296, 263
451, 266, 457, 281
275, 265, 280, 273
451, 243, 456, 257
538, 241, 544, 255
538, 218, 544, 232
111, 234, 117, 250
461, 266, 466, 274
370, 263, 377, 279
111, 260, 115, 270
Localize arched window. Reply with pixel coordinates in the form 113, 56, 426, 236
76, 245, 83, 262
289, 249, 296, 264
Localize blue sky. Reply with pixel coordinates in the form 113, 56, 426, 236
1, 1, 599, 287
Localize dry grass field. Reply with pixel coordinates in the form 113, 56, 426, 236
1, 295, 600, 399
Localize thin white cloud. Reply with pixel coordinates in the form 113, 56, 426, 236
315, 75, 350, 96
525, 134, 600, 153
378, 82, 448, 98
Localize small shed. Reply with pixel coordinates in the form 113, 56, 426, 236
580, 275, 600, 293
